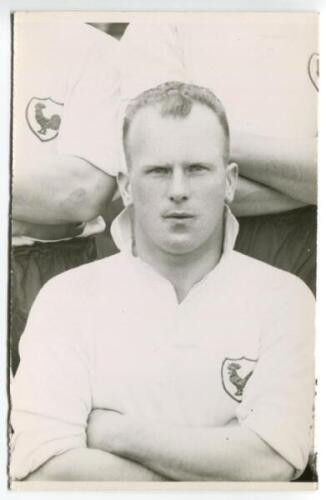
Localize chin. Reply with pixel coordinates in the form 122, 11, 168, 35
161, 237, 198, 256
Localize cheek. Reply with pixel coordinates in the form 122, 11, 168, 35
131, 182, 163, 220
131, 177, 165, 205
193, 177, 226, 204
132, 186, 158, 207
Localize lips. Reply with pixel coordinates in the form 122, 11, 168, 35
164, 212, 195, 219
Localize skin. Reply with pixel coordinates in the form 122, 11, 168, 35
118, 102, 238, 302
230, 131, 317, 206
231, 176, 305, 217
24, 102, 294, 482
86, 410, 294, 481
12, 154, 117, 237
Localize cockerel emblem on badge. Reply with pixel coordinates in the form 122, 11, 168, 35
25, 97, 63, 142
221, 357, 258, 403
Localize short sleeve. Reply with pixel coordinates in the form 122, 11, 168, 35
236, 276, 315, 478
117, 23, 188, 173
10, 276, 92, 480
57, 26, 120, 176
119, 23, 188, 101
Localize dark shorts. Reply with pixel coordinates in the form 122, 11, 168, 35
10, 236, 98, 375
235, 205, 317, 295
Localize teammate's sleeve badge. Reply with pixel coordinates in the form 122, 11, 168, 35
25, 97, 63, 142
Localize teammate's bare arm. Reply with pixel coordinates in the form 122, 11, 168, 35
231, 177, 305, 217
231, 131, 317, 205
12, 154, 117, 226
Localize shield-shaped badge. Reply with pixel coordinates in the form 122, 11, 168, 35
308, 53, 319, 92
221, 357, 258, 403
25, 97, 63, 142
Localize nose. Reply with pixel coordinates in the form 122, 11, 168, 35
168, 168, 189, 203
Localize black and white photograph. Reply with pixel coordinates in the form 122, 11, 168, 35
7, 10, 319, 491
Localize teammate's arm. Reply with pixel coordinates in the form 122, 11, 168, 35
13, 28, 119, 228
24, 448, 166, 481
12, 154, 117, 225
87, 411, 294, 481
120, 24, 317, 210
231, 176, 305, 217
231, 131, 317, 205
12, 219, 86, 240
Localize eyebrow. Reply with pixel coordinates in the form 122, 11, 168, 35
144, 161, 216, 169
143, 163, 173, 169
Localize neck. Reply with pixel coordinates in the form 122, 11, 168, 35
134, 229, 224, 303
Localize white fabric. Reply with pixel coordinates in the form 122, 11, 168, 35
12, 21, 120, 244
11, 206, 315, 480
119, 16, 318, 139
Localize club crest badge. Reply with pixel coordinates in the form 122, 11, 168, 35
308, 53, 319, 92
221, 357, 258, 403
25, 97, 63, 142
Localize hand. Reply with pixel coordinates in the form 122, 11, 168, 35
86, 410, 169, 481
87, 409, 135, 455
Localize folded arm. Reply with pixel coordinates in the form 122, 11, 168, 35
25, 447, 166, 482
87, 411, 294, 482
120, 24, 317, 208
231, 132, 317, 205
11, 278, 165, 483
12, 154, 117, 225
231, 176, 305, 217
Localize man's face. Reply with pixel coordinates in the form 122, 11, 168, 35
119, 103, 237, 257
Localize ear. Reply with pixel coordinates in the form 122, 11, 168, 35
117, 171, 133, 207
224, 162, 238, 204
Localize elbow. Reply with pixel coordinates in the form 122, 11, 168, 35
26, 469, 71, 482
61, 175, 116, 223
62, 187, 103, 223
267, 461, 295, 482
24, 460, 76, 482
298, 182, 317, 206
248, 456, 295, 482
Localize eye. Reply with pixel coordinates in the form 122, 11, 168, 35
147, 166, 170, 175
188, 164, 209, 173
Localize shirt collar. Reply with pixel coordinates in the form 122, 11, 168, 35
111, 205, 239, 257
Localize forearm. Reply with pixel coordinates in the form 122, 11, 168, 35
12, 219, 85, 240
12, 154, 116, 224
118, 421, 294, 481
231, 131, 317, 205
25, 447, 167, 482
89, 414, 294, 482
231, 176, 305, 217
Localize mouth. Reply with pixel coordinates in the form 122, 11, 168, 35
164, 212, 195, 220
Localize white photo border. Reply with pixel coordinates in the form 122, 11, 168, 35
1, 1, 325, 499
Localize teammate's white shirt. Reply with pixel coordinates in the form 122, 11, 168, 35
119, 14, 318, 139
11, 206, 315, 480
12, 20, 120, 244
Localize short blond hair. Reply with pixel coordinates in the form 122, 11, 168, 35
123, 81, 230, 168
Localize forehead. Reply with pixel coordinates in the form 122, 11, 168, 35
127, 102, 227, 164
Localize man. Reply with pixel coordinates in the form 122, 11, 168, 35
118, 16, 318, 294
11, 82, 315, 482
11, 19, 119, 374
